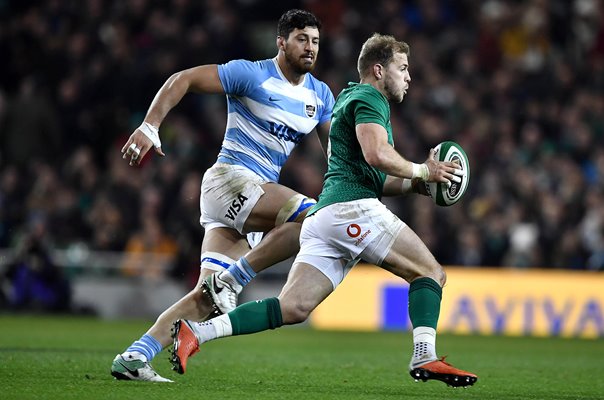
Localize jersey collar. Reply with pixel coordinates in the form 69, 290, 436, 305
272, 57, 307, 87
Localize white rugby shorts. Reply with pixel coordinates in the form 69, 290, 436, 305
199, 163, 266, 234
294, 198, 406, 289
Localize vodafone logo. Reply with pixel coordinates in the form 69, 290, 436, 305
347, 224, 361, 238
347, 223, 372, 246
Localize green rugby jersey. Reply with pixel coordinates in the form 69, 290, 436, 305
309, 82, 392, 216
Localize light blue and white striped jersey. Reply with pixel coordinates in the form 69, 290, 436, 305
216, 58, 334, 182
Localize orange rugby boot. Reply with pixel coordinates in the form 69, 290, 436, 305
170, 319, 200, 374
410, 356, 478, 387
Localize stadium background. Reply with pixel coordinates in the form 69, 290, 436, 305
0, 0, 603, 339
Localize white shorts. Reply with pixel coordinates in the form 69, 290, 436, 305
199, 163, 266, 234
294, 198, 406, 289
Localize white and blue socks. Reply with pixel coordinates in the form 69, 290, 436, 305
123, 334, 162, 362
218, 257, 256, 292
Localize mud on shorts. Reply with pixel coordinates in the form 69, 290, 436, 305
293, 198, 406, 289
199, 163, 267, 235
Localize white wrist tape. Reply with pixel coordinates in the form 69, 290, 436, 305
411, 163, 429, 180
138, 122, 162, 148
401, 178, 413, 193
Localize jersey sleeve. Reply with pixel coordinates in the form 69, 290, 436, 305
351, 89, 389, 128
318, 84, 336, 125
217, 59, 259, 96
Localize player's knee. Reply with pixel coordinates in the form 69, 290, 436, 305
437, 267, 446, 287
428, 264, 446, 287
288, 303, 313, 324
280, 297, 314, 324
418, 261, 446, 287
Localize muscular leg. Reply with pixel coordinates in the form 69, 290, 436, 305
215, 262, 334, 337
377, 225, 448, 370
182, 261, 333, 345
238, 183, 308, 273
117, 182, 306, 376
243, 222, 301, 273
242, 183, 311, 273
380, 225, 445, 286
244, 183, 308, 230
206, 184, 313, 304
169, 261, 332, 375
382, 226, 477, 384
143, 228, 250, 348
111, 227, 251, 381
277, 262, 334, 324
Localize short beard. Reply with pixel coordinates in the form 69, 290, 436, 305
284, 50, 314, 75
384, 78, 403, 103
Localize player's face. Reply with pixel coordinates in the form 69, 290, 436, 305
383, 52, 411, 103
282, 27, 320, 74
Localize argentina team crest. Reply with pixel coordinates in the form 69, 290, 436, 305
305, 104, 316, 118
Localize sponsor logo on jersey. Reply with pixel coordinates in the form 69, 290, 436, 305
354, 229, 371, 246
268, 121, 303, 144
347, 223, 371, 246
225, 193, 249, 221
305, 104, 316, 118
347, 224, 361, 238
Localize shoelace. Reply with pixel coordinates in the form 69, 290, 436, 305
225, 288, 237, 308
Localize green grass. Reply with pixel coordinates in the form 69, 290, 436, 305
0, 315, 602, 400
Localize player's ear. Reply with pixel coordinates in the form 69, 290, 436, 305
373, 64, 383, 80
277, 36, 285, 51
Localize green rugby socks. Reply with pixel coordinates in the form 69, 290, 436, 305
408, 277, 442, 367
229, 297, 283, 335
191, 297, 284, 344
408, 277, 442, 329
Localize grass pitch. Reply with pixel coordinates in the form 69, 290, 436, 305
0, 315, 602, 400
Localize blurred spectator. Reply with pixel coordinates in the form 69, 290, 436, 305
2, 220, 71, 312
121, 217, 178, 279
86, 192, 127, 251
0, 77, 61, 169
454, 225, 484, 267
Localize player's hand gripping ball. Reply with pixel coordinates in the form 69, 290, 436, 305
425, 141, 470, 207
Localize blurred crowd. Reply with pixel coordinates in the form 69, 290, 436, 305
1, 0, 604, 295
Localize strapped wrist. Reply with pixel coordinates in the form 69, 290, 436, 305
411, 162, 429, 180
139, 122, 161, 148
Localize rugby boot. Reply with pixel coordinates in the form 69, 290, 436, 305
410, 356, 478, 388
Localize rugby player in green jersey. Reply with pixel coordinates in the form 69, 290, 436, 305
172, 33, 477, 387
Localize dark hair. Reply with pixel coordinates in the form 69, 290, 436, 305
357, 33, 410, 77
277, 9, 321, 38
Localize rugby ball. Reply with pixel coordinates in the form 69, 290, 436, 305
425, 141, 470, 207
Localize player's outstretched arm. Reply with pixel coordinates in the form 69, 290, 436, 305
122, 65, 225, 166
